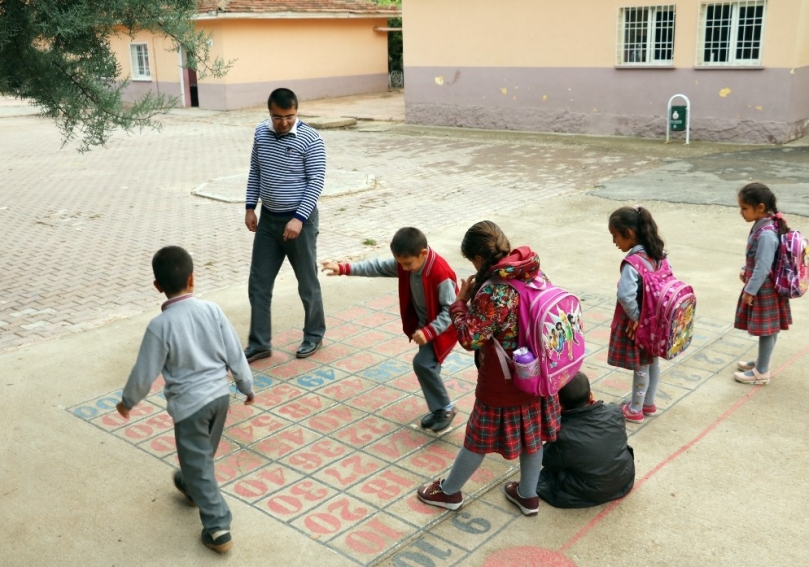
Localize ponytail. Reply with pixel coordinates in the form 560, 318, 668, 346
636, 207, 666, 261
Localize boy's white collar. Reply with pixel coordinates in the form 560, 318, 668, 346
267, 119, 299, 136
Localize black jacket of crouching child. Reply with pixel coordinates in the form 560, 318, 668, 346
538, 401, 635, 508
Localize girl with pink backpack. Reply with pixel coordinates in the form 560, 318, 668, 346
416, 221, 561, 517
734, 183, 792, 385
607, 206, 669, 424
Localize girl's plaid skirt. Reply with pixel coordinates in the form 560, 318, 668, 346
608, 304, 653, 370
734, 280, 791, 336
463, 396, 560, 460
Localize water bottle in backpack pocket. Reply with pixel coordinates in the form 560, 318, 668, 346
487, 275, 586, 397
621, 255, 696, 360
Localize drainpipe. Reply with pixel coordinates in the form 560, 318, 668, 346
177, 47, 186, 107
151, 36, 160, 95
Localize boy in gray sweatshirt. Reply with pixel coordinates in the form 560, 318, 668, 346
116, 246, 254, 553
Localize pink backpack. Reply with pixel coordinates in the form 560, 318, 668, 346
487, 275, 585, 397
760, 224, 809, 298
622, 255, 695, 360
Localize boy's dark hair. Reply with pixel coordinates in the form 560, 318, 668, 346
558, 371, 591, 410
152, 246, 194, 295
390, 227, 428, 257
738, 182, 789, 235
268, 88, 298, 110
608, 206, 666, 261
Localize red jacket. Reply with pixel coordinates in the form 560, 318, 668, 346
398, 248, 458, 363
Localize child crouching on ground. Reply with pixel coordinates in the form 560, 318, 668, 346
321, 227, 459, 431
116, 246, 255, 553
538, 372, 635, 508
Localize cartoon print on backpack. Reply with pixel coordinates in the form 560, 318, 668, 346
544, 304, 583, 363
670, 301, 695, 358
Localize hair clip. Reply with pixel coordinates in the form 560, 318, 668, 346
633, 205, 641, 213
772, 212, 784, 220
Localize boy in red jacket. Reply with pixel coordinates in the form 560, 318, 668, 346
322, 227, 459, 431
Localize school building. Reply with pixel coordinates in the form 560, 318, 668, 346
109, 0, 398, 111
403, 0, 809, 143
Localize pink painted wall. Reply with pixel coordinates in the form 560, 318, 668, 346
111, 16, 390, 110
403, 0, 809, 142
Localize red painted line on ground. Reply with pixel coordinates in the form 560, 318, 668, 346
559, 341, 809, 554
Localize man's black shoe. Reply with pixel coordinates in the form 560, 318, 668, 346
244, 347, 272, 363
430, 408, 458, 432
420, 411, 439, 429
296, 340, 321, 358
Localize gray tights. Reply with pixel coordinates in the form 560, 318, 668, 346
441, 446, 543, 499
630, 357, 660, 413
756, 332, 779, 373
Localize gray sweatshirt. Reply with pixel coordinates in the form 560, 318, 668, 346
121, 295, 254, 423
347, 256, 456, 335
743, 218, 779, 296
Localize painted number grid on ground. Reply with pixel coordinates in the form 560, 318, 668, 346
68, 291, 756, 566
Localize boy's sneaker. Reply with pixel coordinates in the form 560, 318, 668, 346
734, 368, 770, 385
417, 479, 463, 511
173, 470, 196, 507
202, 529, 233, 554
737, 360, 756, 372
430, 408, 458, 432
621, 403, 644, 423
642, 404, 657, 416
504, 482, 539, 516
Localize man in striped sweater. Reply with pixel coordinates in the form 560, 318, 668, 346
244, 88, 327, 361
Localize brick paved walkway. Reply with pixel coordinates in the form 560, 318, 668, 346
67, 284, 755, 565
0, 107, 659, 354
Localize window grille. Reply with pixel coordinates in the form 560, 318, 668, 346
698, 1, 765, 65
617, 5, 676, 65
130, 43, 151, 80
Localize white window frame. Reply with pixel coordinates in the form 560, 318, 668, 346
696, 1, 766, 66
616, 5, 676, 66
129, 43, 151, 80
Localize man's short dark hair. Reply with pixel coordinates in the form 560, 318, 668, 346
268, 88, 298, 110
558, 372, 591, 410
390, 227, 428, 258
152, 246, 194, 295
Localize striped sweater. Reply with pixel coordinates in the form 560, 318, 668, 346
245, 119, 326, 222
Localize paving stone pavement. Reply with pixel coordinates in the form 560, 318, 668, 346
0, 106, 710, 354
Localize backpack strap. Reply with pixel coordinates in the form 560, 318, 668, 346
480, 277, 515, 380
752, 222, 781, 281
622, 253, 670, 278
481, 275, 546, 350
491, 337, 514, 381
752, 221, 778, 239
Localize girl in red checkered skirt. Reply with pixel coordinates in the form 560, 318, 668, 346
607, 206, 667, 424
733, 183, 791, 385
416, 221, 561, 517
